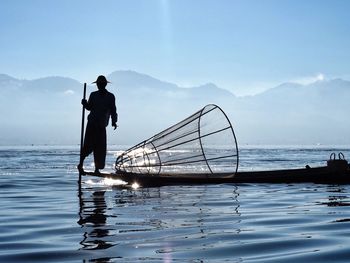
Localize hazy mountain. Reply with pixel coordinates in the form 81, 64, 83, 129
234, 79, 350, 144
0, 71, 236, 145
107, 70, 234, 102
0, 70, 349, 146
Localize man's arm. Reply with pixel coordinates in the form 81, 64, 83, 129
110, 94, 118, 130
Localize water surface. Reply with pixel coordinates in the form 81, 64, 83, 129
1, 145, 350, 262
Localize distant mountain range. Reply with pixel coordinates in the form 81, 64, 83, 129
0, 70, 349, 145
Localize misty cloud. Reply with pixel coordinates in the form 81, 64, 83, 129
292, 73, 325, 85
63, 90, 75, 95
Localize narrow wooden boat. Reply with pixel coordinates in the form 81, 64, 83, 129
82, 159, 350, 187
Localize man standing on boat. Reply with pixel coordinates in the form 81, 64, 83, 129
78, 75, 118, 174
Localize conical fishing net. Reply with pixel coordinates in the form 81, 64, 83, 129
115, 104, 239, 177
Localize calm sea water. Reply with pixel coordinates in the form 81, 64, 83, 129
1, 145, 350, 262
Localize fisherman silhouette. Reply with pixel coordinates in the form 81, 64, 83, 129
78, 75, 118, 174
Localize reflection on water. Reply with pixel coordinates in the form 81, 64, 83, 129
318, 186, 350, 207
78, 190, 113, 250
74, 180, 350, 262
77, 181, 241, 262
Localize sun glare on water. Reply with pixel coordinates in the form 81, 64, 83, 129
85, 178, 128, 187
103, 178, 128, 186
131, 182, 140, 189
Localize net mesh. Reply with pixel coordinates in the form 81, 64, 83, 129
115, 104, 239, 177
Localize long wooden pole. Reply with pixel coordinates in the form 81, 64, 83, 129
79, 83, 87, 180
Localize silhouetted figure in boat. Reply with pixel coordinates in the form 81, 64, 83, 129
78, 75, 118, 174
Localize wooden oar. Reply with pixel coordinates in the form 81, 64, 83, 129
79, 83, 87, 179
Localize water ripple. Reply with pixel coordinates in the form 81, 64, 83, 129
1, 146, 350, 262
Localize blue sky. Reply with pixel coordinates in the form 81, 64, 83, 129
1, 0, 350, 95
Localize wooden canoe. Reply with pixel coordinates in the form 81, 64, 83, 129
82, 162, 350, 187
